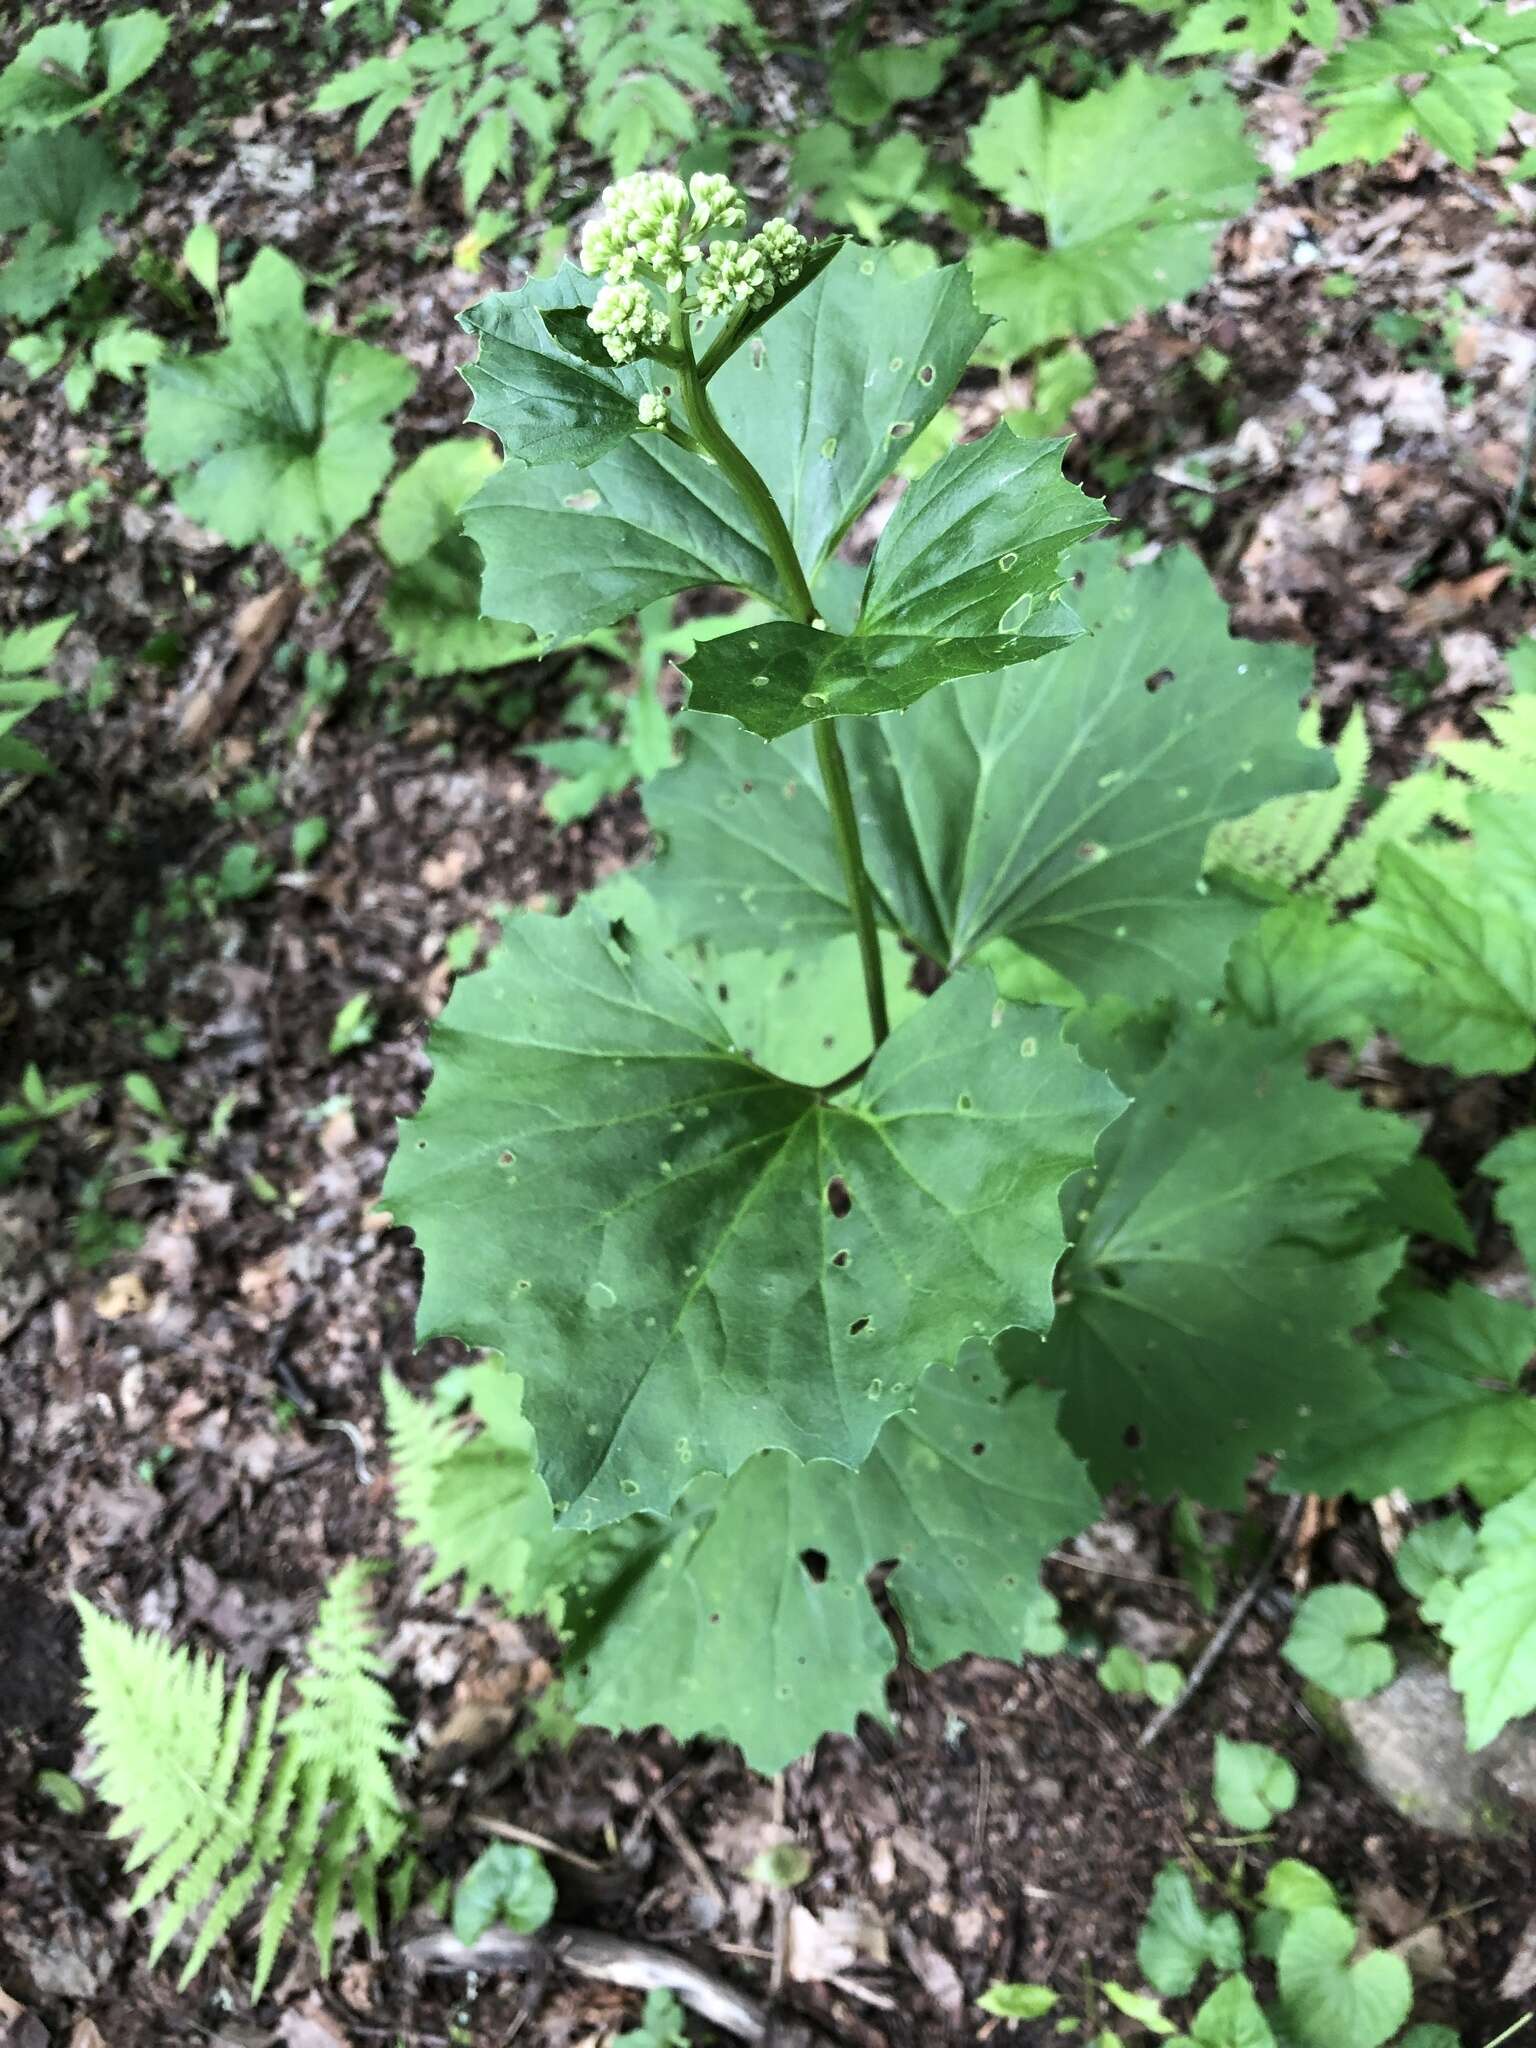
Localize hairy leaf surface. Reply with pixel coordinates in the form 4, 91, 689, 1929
383, 907, 1123, 1525
646, 546, 1326, 1003
566, 1357, 1098, 1768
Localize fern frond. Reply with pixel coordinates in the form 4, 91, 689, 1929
283, 1561, 401, 1844
1207, 705, 1369, 897
385, 1364, 559, 1611
76, 1566, 409, 1999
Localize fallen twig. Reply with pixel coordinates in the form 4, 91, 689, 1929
403, 1923, 767, 2042
469, 1812, 608, 1876
1136, 1493, 1306, 1751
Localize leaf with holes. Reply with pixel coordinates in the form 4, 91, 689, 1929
0, 9, 168, 130
1165, 0, 1337, 58
1277, 1907, 1411, 2048
144, 250, 416, 551
645, 546, 1327, 1006
563, 1352, 1099, 1769
382, 905, 1123, 1527
680, 430, 1104, 738
463, 245, 988, 642
680, 617, 1077, 741
1008, 1015, 1414, 1504
967, 67, 1260, 356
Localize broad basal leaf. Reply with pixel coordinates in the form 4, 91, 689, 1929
966, 68, 1260, 356
1177, 1975, 1275, 2048
566, 1354, 1099, 1769
1010, 1016, 1415, 1503
377, 441, 536, 676
1277, 1907, 1411, 2048
1296, 0, 1529, 174
383, 905, 1123, 1526
1442, 1477, 1536, 1748
646, 545, 1327, 1005
462, 245, 988, 641
1281, 1282, 1536, 1507
0, 10, 169, 130
0, 129, 137, 323
1224, 898, 1385, 1050
678, 427, 1101, 739
461, 266, 652, 470
1357, 791, 1536, 1075
144, 249, 416, 551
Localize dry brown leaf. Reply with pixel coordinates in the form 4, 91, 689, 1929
784, 1902, 887, 1983
69, 2020, 109, 2048
93, 1272, 149, 1321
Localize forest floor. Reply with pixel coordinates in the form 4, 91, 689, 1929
3, 5, 1536, 2045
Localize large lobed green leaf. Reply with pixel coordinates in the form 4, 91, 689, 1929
144, 250, 416, 551
967, 67, 1260, 357
376, 440, 536, 676
383, 904, 1122, 1527
1011, 1015, 1416, 1504
566, 1353, 1098, 1769
0, 129, 137, 323
646, 545, 1328, 1005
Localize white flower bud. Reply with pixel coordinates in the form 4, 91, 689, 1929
637, 391, 670, 429
588, 281, 667, 364
688, 171, 747, 237
754, 217, 808, 285
696, 238, 772, 318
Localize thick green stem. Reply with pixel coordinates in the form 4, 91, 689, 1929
676, 336, 890, 1050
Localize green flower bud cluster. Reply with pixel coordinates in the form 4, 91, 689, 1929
579, 169, 811, 365
589, 279, 669, 365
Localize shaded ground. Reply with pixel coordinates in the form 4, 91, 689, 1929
3, 4, 1536, 2043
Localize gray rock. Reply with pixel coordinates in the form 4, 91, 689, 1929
1329, 1653, 1536, 1838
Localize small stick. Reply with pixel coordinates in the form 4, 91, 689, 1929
404, 1923, 766, 2042
469, 1812, 608, 1877
1136, 1494, 1306, 1751
652, 1794, 728, 1913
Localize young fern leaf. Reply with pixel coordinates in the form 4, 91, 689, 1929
75, 1564, 405, 1996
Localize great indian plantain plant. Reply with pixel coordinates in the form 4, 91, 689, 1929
372, 176, 1412, 1765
